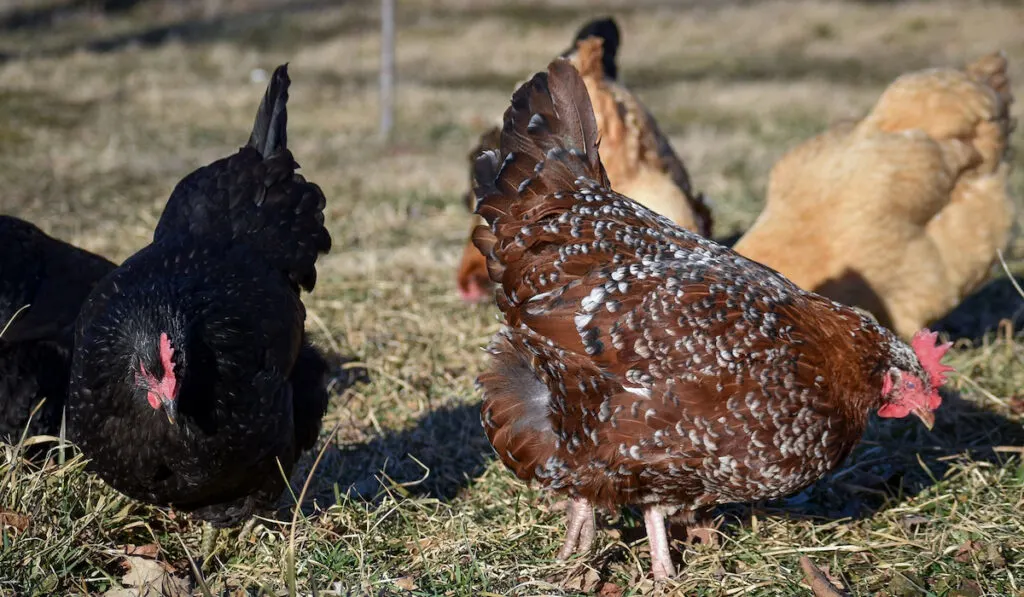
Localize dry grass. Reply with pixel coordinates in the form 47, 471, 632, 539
1, 0, 1023, 595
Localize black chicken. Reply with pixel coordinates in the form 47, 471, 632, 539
67, 64, 332, 553
1, 216, 115, 451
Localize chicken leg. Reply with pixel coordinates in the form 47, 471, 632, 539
555, 497, 596, 560
643, 506, 675, 580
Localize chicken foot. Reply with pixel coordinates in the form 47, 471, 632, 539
643, 506, 675, 581
555, 497, 596, 560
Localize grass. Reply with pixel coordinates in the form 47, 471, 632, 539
1, 0, 1023, 595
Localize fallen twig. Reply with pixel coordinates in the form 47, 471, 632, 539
800, 555, 850, 597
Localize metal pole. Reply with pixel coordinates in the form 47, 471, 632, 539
379, 0, 395, 142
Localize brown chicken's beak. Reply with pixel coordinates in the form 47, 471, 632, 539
911, 405, 935, 431
161, 396, 178, 426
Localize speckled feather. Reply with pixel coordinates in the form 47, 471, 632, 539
67, 64, 331, 527
473, 60, 929, 516
0, 216, 115, 447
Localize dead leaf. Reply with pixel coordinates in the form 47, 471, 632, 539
597, 582, 625, 597
0, 510, 30, 533
554, 565, 602, 593
393, 576, 418, 591
955, 540, 983, 563
103, 555, 191, 597
951, 579, 983, 597
900, 515, 930, 531
984, 543, 1007, 568
800, 556, 850, 597
120, 544, 161, 560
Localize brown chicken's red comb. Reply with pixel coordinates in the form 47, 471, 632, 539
911, 329, 954, 386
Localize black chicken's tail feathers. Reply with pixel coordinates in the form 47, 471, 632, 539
471, 59, 608, 275
248, 64, 289, 157
242, 62, 330, 292
155, 63, 330, 292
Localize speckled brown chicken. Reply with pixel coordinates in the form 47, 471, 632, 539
472, 59, 954, 580
456, 17, 711, 303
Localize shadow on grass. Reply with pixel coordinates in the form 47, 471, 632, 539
934, 276, 1024, 344
285, 399, 492, 514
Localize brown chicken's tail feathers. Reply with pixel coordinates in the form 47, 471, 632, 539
471, 59, 608, 278
473, 59, 607, 228
247, 63, 289, 157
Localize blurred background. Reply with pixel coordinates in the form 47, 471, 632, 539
1, 0, 1020, 265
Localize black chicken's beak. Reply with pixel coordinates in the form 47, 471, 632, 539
911, 405, 934, 431
161, 397, 178, 425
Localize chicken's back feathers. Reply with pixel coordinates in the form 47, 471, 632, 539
0, 217, 116, 343
154, 64, 330, 293
0, 216, 116, 446
862, 52, 1013, 173
735, 52, 1015, 338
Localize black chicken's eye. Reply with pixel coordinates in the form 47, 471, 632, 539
906, 382, 916, 389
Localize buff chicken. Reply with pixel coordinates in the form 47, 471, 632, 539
456, 16, 711, 303
472, 59, 953, 580
734, 51, 1016, 339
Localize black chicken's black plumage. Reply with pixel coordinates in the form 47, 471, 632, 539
0, 216, 116, 448
67, 64, 332, 527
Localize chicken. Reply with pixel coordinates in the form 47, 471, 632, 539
456, 125, 502, 303
733, 52, 1016, 339
1, 216, 115, 449
472, 59, 953, 580
67, 65, 332, 541
456, 16, 711, 303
